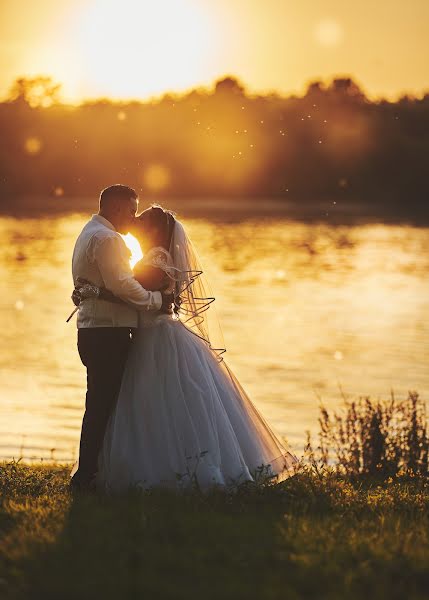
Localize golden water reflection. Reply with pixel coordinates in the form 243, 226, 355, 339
0, 215, 428, 461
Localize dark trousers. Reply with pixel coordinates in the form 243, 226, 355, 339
72, 327, 132, 485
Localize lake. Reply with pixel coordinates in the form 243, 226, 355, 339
0, 209, 428, 461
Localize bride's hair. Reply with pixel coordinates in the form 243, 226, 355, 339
136, 204, 176, 251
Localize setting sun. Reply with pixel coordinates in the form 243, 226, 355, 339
1, 0, 428, 102
76, 0, 216, 99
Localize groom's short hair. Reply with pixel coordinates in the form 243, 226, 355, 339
99, 184, 138, 210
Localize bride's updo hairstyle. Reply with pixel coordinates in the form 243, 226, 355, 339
135, 204, 176, 252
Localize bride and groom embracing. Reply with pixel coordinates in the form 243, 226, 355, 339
70, 184, 296, 493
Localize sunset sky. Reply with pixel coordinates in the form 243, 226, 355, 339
0, 0, 428, 103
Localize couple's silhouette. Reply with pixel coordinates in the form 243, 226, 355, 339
70, 184, 296, 493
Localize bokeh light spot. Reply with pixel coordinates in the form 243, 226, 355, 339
53, 186, 64, 197
315, 19, 344, 47
24, 137, 43, 155
142, 163, 171, 193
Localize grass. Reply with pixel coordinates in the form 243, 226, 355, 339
0, 461, 429, 600
1, 392, 428, 600
312, 391, 428, 477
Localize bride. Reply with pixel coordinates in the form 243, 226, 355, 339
96, 205, 297, 492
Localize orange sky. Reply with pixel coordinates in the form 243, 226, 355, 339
0, 0, 428, 102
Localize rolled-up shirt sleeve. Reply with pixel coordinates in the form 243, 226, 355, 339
94, 234, 162, 311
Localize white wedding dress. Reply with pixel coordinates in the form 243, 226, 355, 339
96, 221, 297, 493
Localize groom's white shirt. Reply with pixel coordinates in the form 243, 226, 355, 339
72, 214, 162, 328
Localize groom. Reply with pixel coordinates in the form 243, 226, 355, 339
70, 184, 172, 491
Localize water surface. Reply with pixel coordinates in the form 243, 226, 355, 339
0, 213, 428, 460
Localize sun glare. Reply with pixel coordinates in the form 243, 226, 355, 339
77, 0, 215, 99
122, 233, 143, 269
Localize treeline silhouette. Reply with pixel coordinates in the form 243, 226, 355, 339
0, 75, 428, 217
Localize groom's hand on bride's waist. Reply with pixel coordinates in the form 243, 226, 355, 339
160, 293, 174, 314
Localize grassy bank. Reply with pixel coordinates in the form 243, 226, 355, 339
1, 461, 428, 600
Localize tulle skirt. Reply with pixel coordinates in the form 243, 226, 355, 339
97, 314, 297, 493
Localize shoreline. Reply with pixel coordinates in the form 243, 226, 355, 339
1, 195, 428, 225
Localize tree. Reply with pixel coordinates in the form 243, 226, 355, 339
214, 76, 246, 96
329, 77, 367, 101
7, 76, 62, 108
